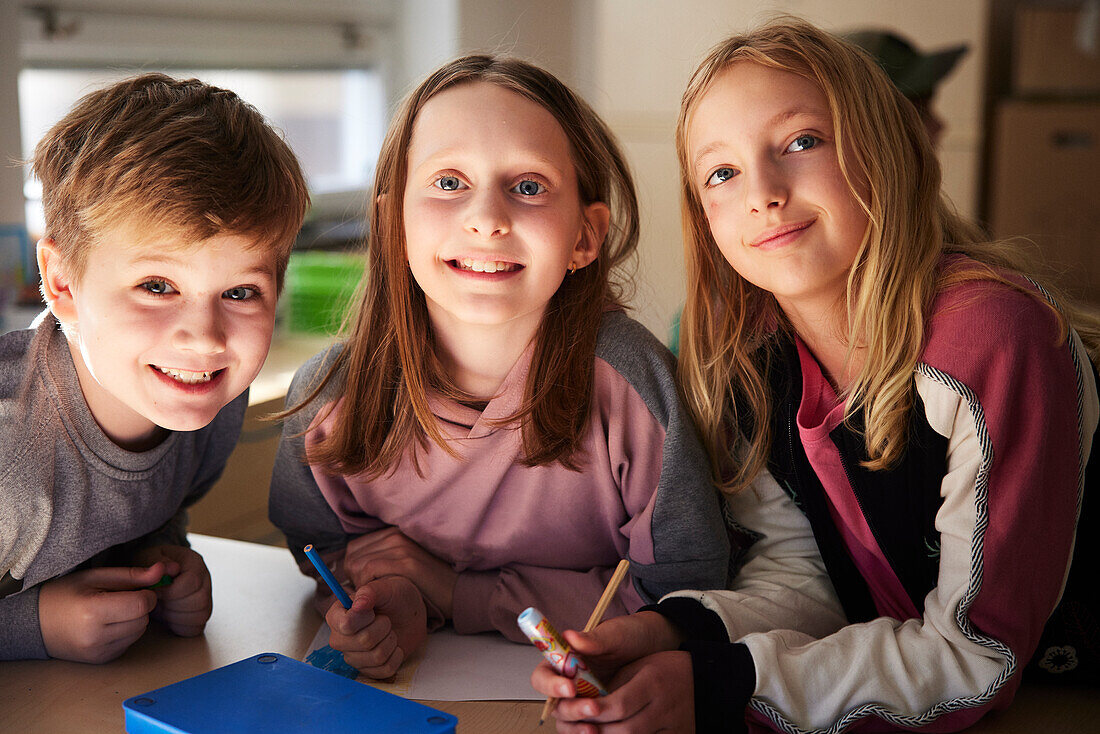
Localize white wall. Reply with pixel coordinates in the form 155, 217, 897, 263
392, 0, 583, 103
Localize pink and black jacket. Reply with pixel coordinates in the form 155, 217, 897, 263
659, 262, 1099, 733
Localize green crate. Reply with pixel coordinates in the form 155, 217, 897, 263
284, 251, 365, 334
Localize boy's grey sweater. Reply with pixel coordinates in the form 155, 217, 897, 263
0, 314, 245, 659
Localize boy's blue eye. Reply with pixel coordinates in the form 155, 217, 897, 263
706, 167, 737, 186
141, 280, 175, 295
787, 134, 818, 152
223, 286, 255, 301
512, 179, 545, 196
436, 175, 463, 191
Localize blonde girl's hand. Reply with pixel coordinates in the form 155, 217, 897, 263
545, 651, 695, 734
343, 528, 458, 618
136, 544, 213, 637
531, 611, 685, 693
38, 562, 169, 663
326, 575, 429, 678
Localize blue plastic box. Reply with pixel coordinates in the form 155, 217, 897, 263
123, 652, 456, 734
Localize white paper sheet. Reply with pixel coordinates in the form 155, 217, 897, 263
306, 623, 545, 701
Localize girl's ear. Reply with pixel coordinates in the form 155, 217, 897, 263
37, 238, 78, 326
573, 201, 611, 269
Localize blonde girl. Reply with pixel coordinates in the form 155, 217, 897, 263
269, 54, 729, 678
532, 19, 1099, 733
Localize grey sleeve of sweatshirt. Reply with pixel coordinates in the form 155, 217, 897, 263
0, 587, 46, 659
268, 344, 354, 569
596, 311, 732, 599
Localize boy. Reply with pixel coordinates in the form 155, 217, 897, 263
0, 73, 309, 662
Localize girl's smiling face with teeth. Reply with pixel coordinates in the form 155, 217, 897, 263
40, 227, 278, 450
402, 81, 606, 340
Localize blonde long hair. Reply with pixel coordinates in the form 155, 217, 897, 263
288, 54, 639, 478
677, 19, 1099, 494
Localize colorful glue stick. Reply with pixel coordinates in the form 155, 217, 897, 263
517, 607, 607, 697
303, 544, 352, 609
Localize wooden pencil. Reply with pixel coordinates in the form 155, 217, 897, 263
539, 559, 631, 725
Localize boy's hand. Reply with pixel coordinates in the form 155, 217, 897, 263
541, 651, 695, 733
326, 575, 428, 678
343, 528, 457, 618
136, 545, 212, 637
38, 562, 168, 663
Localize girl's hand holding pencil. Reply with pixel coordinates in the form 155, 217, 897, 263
325, 575, 429, 679
534, 610, 686, 682
306, 544, 429, 679
541, 648, 696, 732
524, 560, 660, 724
529, 593, 693, 730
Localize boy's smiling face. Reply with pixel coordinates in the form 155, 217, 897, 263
39, 227, 278, 450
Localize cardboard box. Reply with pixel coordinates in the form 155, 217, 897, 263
989, 99, 1100, 303
1015, 6, 1100, 95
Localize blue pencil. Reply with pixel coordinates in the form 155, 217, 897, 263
303, 544, 353, 609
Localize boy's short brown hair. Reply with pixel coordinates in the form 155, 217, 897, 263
32, 72, 310, 288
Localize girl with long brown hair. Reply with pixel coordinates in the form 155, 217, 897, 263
269, 54, 729, 678
532, 18, 1099, 733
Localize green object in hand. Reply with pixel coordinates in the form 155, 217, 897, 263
147, 574, 174, 589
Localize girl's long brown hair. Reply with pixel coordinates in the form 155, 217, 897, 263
677, 18, 1100, 495
286, 54, 639, 477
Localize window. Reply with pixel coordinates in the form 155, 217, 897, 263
19, 67, 385, 241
